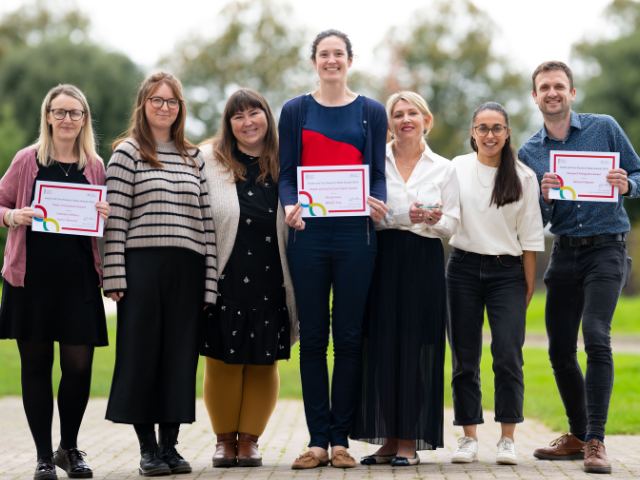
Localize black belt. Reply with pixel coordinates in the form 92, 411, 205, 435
554, 233, 626, 248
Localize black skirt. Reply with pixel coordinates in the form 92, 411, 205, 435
105, 248, 205, 424
350, 229, 446, 451
0, 251, 107, 347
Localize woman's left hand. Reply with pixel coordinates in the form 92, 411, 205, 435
367, 196, 389, 223
95, 201, 110, 221
424, 202, 444, 226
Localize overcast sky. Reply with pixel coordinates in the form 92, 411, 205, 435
0, 0, 615, 77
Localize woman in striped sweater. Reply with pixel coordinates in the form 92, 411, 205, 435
103, 72, 217, 476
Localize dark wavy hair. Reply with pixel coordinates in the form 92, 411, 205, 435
310, 29, 353, 61
470, 102, 522, 208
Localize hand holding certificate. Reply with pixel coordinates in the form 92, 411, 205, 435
549, 151, 621, 203
31, 181, 107, 237
297, 165, 370, 218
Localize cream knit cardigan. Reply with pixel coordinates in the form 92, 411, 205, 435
201, 143, 299, 347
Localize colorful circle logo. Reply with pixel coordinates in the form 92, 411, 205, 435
32, 205, 60, 232
552, 175, 576, 200
299, 191, 327, 216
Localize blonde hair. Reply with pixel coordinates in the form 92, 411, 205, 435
33, 84, 99, 168
386, 91, 435, 144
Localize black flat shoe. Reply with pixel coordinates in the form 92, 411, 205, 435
360, 453, 396, 465
54, 447, 93, 478
136, 433, 171, 476
391, 453, 420, 466
35, 454, 58, 480
158, 428, 192, 474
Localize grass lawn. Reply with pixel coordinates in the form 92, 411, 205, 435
1, 317, 639, 434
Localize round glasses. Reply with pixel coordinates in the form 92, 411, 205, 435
49, 109, 85, 121
473, 124, 507, 137
148, 97, 180, 110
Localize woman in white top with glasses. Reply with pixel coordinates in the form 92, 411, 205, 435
351, 91, 460, 467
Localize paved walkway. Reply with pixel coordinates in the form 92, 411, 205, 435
1, 398, 639, 480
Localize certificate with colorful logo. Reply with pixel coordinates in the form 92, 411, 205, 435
31, 181, 107, 236
549, 151, 620, 203
297, 165, 370, 217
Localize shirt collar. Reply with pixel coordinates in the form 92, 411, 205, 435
386, 142, 436, 162
541, 110, 582, 141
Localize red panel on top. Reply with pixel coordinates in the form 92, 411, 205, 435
301, 129, 364, 166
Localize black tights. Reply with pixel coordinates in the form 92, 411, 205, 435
17, 341, 94, 458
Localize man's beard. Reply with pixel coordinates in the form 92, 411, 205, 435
541, 102, 571, 122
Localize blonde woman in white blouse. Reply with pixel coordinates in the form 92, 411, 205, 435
351, 91, 460, 467
447, 102, 544, 466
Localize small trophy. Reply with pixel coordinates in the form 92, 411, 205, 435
416, 183, 442, 209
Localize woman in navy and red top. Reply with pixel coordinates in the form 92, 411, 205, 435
278, 29, 387, 470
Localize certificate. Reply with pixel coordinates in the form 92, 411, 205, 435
297, 165, 370, 218
31, 181, 107, 236
549, 150, 620, 203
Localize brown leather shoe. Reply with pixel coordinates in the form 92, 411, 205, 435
533, 433, 585, 460
291, 451, 329, 469
237, 433, 262, 467
331, 450, 356, 468
584, 439, 612, 474
212, 432, 237, 468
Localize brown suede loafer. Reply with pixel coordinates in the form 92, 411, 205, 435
291, 451, 329, 469
331, 450, 356, 468
533, 433, 585, 460
584, 439, 611, 474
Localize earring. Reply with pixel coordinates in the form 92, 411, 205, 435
391, 134, 395, 140
423, 129, 427, 135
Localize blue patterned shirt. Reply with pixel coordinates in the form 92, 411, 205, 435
518, 111, 640, 237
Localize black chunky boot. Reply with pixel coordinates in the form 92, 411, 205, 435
34, 454, 58, 480
54, 446, 93, 478
137, 433, 171, 476
158, 428, 192, 474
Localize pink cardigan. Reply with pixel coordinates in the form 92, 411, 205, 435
0, 147, 106, 287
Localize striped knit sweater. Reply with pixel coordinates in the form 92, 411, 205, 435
102, 139, 217, 304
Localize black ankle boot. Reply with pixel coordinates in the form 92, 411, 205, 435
136, 433, 171, 476
54, 446, 93, 478
158, 428, 192, 474
34, 454, 58, 480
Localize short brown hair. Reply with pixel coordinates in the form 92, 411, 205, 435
532, 61, 574, 93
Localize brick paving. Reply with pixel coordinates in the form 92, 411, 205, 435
1, 397, 639, 479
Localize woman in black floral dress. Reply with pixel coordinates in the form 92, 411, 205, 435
200, 88, 298, 468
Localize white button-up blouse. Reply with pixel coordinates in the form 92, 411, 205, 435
376, 142, 461, 239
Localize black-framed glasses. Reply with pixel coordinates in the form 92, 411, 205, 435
148, 97, 180, 110
48, 109, 85, 121
473, 124, 507, 137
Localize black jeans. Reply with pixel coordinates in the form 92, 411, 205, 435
446, 248, 527, 425
544, 240, 629, 440
287, 217, 377, 449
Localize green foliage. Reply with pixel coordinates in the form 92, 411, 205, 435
166, 0, 310, 141
378, 0, 532, 159
573, 0, 640, 220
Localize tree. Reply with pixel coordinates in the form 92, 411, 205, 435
378, 0, 532, 159
165, 0, 311, 141
573, 0, 640, 220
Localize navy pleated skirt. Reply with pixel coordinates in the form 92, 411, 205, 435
350, 229, 446, 451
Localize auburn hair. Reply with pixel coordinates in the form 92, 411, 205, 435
113, 72, 197, 169
201, 88, 279, 184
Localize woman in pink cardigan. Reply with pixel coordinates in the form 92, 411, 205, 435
0, 85, 110, 480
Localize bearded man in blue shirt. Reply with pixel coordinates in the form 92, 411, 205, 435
518, 61, 640, 475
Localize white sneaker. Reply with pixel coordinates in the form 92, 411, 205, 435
496, 437, 518, 465
451, 437, 479, 463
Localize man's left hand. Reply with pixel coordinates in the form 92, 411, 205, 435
607, 168, 629, 195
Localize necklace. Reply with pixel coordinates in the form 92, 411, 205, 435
475, 157, 494, 188
392, 144, 419, 170
56, 161, 74, 177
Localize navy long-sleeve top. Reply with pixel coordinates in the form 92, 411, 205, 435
278, 93, 388, 207
519, 111, 640, 237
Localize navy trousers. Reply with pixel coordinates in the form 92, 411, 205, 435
288, 216, 377, 449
